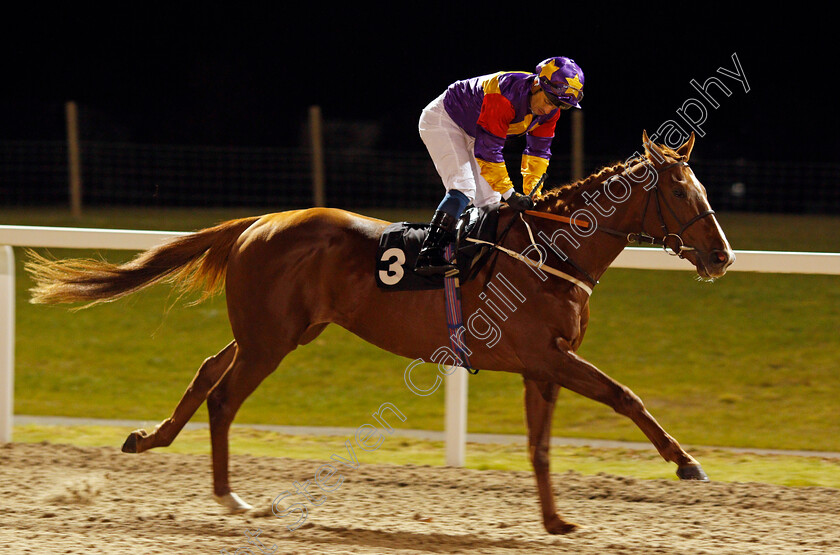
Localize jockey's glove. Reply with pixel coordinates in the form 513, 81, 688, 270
506, 191, 535, 212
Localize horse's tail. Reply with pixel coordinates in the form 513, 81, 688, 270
26, 216, 261, 308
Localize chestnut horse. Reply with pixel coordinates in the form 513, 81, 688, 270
27, 131, 733, 534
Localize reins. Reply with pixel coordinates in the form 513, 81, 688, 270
469, 159, 717, 296
466, 213, 595, 296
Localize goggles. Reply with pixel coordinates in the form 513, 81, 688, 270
540, 76, 583, 108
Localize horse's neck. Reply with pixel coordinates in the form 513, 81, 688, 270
543, 176, 647, 283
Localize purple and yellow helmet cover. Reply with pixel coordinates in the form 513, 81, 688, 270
535, 57, 584, 108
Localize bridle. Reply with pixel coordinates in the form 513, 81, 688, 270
470, 159, 717, 296
591, 160, 716, 259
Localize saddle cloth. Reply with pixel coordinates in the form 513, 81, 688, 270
375, 204, 500, 291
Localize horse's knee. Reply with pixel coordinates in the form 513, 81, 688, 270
613, 385, 644, 416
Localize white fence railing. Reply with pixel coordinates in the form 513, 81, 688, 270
2, 225, 840, 464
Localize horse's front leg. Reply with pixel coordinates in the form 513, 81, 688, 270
523, 378, 579, 534
549, 338, 708, 480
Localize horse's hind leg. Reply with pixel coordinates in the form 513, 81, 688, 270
121, 340, 237, 454
205, 332, 315, 512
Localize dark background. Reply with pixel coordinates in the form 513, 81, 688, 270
0, 5, 834, 163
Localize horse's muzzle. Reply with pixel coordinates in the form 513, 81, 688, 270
706, 248, 735, 277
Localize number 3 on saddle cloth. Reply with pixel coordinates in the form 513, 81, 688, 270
375, 204, 501, 374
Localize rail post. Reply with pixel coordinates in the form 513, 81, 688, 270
66, 101, 83, 218
445, 367, 467, 466
309, 105, 326, 207
571, 109, 584, 182
0, 246, 14, 443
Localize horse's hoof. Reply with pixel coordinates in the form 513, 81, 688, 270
121, 430, 145, 453
544, 513, 579, 535
677, 463, 709, 481
214, 492, 253, 514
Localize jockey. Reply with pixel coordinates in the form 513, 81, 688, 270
414, 56, 584, 276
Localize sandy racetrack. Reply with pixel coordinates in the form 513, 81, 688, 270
1, 442, 838, 554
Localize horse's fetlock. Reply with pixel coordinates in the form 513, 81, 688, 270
530, 451, 550, 473
531, 454, 550, 472
155, 434, 174, 448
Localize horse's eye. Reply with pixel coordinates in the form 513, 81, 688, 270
673, 188, 687, 199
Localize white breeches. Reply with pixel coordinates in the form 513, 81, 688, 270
418, 93, 502, 208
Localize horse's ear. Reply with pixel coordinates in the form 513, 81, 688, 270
642, 130, 666, 164
676, 132, 696, 161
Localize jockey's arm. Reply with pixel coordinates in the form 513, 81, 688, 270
521, 154, 549, 195
474, 92, 517, 199
521, 110, 560, 195
474, 133, 534, 211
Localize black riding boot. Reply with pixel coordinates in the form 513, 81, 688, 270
414, 210, 458, 276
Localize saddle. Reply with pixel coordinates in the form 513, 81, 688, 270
375, 204, 501, 291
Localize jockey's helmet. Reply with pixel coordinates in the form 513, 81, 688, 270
534, 57, 584, 109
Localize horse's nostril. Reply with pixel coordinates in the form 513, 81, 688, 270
710, 250, 730, 266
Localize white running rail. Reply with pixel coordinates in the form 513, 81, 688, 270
2, 224, 839, 466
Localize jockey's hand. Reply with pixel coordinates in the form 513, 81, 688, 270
506, 191, 534, 212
